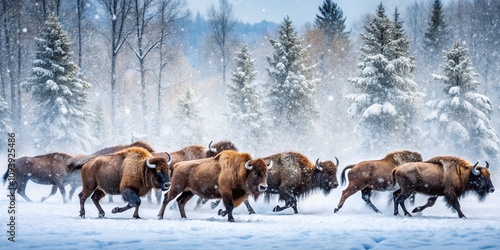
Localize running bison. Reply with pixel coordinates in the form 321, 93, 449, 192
157, 150, 271, 222
392, 156, 495, 218
150, 140, 239, 204
334, 150, 422, 213
75, 147, 171, 219
2, 153, 84, 203
245, 152, 339, 214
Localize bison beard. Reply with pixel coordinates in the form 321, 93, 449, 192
157, 151, 270, 222
392, 157, 495, 218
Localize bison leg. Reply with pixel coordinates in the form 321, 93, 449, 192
91, 189, 107, 218
68, 183, 79, 202
334, 185, 360, 213
58, 184, 68, 204
244, 200, 255, 214
176, 191, 195, 218
219, 196, 235, 222
78, 189, 93, 218
361, 188, 381, 213
393, 189, 412, 217
193, 197, 208, 211
16, 179, 33, 202
211, 200, 221, 209
41, 185, 58, 203
273, 190, 298, 213
444, 195, 466, 218
112, 188, 142, 219
155, 189, 162, 205
158, 189, 181, 219
412, 196, 438, 213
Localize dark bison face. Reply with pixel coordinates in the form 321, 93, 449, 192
468, 166, 495, 200
315, 159, 339, 195
146, 157, 171, 191
244, 158, 270, 194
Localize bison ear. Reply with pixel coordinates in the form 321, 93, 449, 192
146, 156, 157, 169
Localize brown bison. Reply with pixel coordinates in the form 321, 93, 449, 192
75, 147, 171, 219
334, 150, 422, 213
150, 141, 239, 204
392, 156, 495, 218
2, 153, 84, 203
157, 150, 271, 222
241, 152, 339, 214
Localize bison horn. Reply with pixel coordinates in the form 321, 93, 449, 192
471, 161, 480, 176
244, 160, 253, 170
165, 152, 172, 165
208, 141, 217, 153
315, 158, 324, 171
146, 156, 157, 169
335, 157, 339, 167
267, 160, 273, 169
485, 161, 490, 169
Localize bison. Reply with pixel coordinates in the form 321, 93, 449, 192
334, 150, 422, 214
150, 140, 239, 204
2, 153, 84, 203
75, 147, 171, 219
157, 150, 270, 222
392, 156, 495, 218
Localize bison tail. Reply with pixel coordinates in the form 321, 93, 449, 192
340, 164, 355, 186
67, 155, 96, 172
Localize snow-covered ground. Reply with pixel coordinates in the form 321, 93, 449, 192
2, 174, 499, 249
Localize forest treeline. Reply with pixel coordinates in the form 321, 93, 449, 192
0, 0, 499, 164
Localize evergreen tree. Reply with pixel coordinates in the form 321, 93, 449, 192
228, 44, 268, 150
347, 4, 422, 155
0, 95, 11, 135
314, 0, 349, 42
23, 13, 94, 152
424, 0, 449, 55
267, 16, 319, 141
92, 103, 108, 145
423, 41, 500, 161
173, 88, 204, 145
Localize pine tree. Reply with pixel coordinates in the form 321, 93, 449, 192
228, 44, 268, 150
92, 103, 108, 145
267, 17, 319, 140
0, 95, 11, 134
424, 0, 448, 55
347, 4, 423, 155
173, 88, 204, 145
423, 41, 500, 161
23, 13, 94, 152
314, 0, 349, 42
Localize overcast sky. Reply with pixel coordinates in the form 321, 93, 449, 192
185, 0, 423, 28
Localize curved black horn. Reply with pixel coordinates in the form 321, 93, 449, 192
244, 160, 253, 170
315, 158, 324, 171
485, 161, 490, 169
335, 157, 339, 167
165, 152, 172, 165
471, 161, 480, 176
208, 141, 216, 153
146, 156, 156, 169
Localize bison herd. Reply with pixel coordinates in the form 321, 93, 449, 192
2, 140, 495, 222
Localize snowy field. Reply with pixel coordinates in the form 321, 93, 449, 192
2, 172, 499, 249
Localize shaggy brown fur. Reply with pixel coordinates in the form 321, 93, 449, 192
246, 152, 339, 214
392, 156, 494, 218
157, 150, 270, 222
2, 153, 80, 203
334, 150, 422, 213
76, 147, 170, 219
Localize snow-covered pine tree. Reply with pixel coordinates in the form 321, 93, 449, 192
173, 88, 204, 146
423, 41, 500, 162
23, 13, 94, 152
424, 0, 449, 57
267, 16, 319, 143
228, 44, 268, 151
347, 4, 423, 155
314, 0, 349, 42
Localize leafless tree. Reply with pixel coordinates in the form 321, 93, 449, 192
206, 0, 237, 85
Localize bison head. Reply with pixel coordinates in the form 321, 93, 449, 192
206, 141, 238, 157
146, 156, 171, 191
314, 158, 340, 195
244, 158, 271, 197
468, 161, 495, 200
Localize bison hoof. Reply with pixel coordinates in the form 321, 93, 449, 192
272, 205, 280, 212
248, 210, 255, 215
334, 208, 339, 214
79, 212, 85, 218
133, 216, 141, 219
218, 209, 227, 217
405, 213, 412, 217
157, 215, 164, 220
41, 197, 47, 203
111, 207, 120, 214
412, 207, 422, 213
